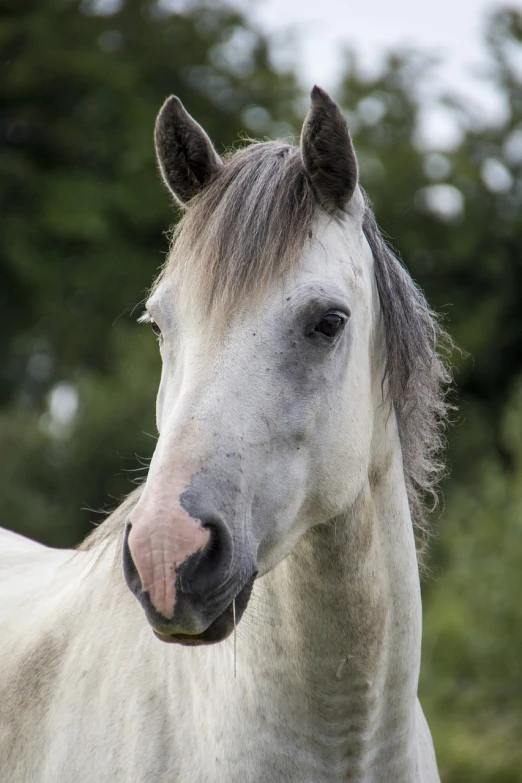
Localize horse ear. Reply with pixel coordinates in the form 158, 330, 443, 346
154, 96, 223, 205
300, 86, 358, 212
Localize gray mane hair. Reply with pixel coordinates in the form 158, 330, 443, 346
84, 141, 452, 562
362, 208, 453, 560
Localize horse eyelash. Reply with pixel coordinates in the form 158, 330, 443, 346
137, 311, 152, 325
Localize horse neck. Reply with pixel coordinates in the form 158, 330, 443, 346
248, 410, 422, 781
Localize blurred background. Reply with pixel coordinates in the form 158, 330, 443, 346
1, 0, 521, 779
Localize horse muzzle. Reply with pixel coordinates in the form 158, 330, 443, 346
122, 516, 256, 645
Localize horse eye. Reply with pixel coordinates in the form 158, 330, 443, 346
150, 319, 162, 337
314, 313, 345, 338
138, 310, 162, 337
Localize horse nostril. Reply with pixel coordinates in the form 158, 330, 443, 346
202, 521, 224, 569
122, 519, 142, 596
179, 514, 234, 595
204, 515, 234, 562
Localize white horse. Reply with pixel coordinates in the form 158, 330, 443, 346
0, 87, 451, 782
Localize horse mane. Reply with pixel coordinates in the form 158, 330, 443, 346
362, 209, 453, 559
85, 140, 452, 561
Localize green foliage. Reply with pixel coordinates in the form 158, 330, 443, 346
1, 2, 522, 780
421, 381, 522, 782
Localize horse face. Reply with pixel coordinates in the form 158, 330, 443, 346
123, 90, 379, 644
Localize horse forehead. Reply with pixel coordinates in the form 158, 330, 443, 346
301, 211, 371, 277
149, 214, 372, 341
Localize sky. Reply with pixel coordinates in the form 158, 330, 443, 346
239, 0, 511, 148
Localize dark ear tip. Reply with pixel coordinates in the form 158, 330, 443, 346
157, 95, 184, 123
310, 85, 335, 108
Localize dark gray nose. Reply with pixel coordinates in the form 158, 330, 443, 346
176, 512, 235, 595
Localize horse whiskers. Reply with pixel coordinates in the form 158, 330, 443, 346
246, 594, 279, 617
235, 624, 267, 650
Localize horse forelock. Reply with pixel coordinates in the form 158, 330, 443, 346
158, 141, 317, 322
